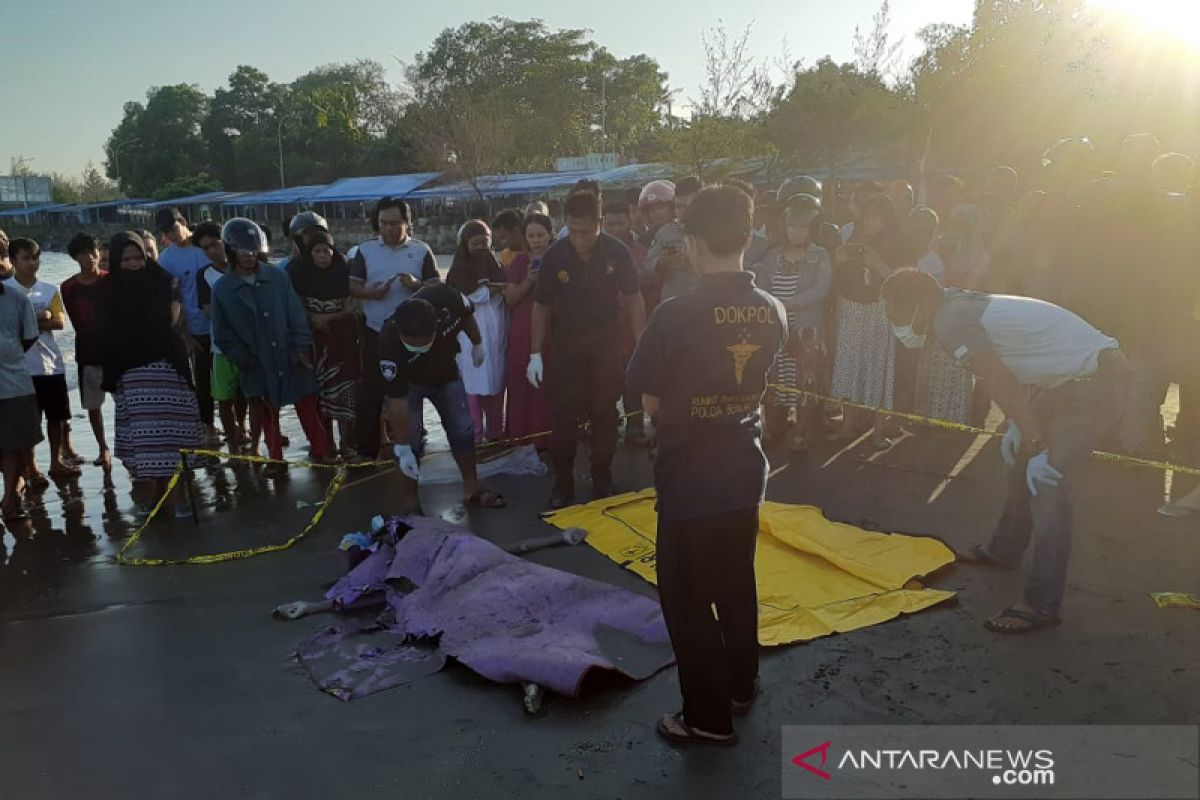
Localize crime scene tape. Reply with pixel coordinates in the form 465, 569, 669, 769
765, 383, 1200, 478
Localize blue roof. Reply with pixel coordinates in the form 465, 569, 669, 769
47, 198, 152, 213
140, 191, 248, 209
223, 185, 327, 206
307, 173, 441, 203
407, 171, 593, 200
589, 162, 672, 185
0, 202, 73, 218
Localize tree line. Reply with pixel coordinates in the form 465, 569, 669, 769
99, 2, 1200, 200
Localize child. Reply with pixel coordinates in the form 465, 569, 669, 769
61, 233, 112, 470
2, 238, 78, 483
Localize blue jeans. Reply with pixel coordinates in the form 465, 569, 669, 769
408, 378, 475, 457
987, 350, 1129, 615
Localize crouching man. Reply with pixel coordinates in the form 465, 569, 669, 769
881, 268, 1128, 633
379, 282, 506, 512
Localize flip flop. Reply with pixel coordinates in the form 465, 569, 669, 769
656, 712, 737, 746
466, 487, 507, 508
956, 544, 1017, 570
984, 606, 1062, 634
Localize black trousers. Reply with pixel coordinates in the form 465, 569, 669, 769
356, 326, 384, 458
548, 332, 623, 471
192, 335, 214, 426
656, 507, 760, 735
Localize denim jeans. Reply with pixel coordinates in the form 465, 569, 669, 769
408, 378, 475, 456
987, 350, 1129, 615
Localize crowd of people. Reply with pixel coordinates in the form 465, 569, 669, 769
2, 132, 1199, 746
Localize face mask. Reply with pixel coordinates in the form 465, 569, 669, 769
892, 310, 927, 349
403, 340, 433, 354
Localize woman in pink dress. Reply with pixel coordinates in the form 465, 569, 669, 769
504, 213, 554, 448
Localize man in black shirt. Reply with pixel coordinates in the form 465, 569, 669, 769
528, 190, 647, 508
628, 185, 787, 746
378, 282, 505, 512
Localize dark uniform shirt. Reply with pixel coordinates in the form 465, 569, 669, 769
627, 271, 787, 521
535, 231, 639, 347
378, 283, 473, 398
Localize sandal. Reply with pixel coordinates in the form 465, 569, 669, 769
655, 712, 737, 746
26, 473, 50, 491
955, 544, 1017, 570
1156, 502, 1200, 518
466, 487, 507, 508
984, 606, 1062, 634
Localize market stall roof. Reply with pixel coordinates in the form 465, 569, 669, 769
588, 162, 673, 185
222, 185, 327, 206
0, 202, 73, 218
139, 191, 249, 209
306, 173, 442, 203
47, 198, 152, 214
406, 171, 593, 200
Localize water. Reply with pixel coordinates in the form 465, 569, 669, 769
1, 251, 454, 571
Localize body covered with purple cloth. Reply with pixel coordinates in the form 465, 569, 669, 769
306, 516, 674, 699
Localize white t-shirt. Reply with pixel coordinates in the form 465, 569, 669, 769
932, 290, 1119, 388
349, 238, 438, 333
199, 264, 226, 355
916, 250, 945, 282
2, 278, 66, 376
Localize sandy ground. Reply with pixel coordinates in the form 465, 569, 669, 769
2, 415, 1197, 799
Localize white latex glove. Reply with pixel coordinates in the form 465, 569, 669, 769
393, 444, 420, 481
1000, 422, 1022, 467
526, 353, 544, 388
471, 343, 486, 368
1025, 450, 1063, 496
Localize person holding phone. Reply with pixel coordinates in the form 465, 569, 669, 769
349, 197, 440, 459
446, 220, 508, 444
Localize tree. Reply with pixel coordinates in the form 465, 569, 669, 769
406, 17, 671, 172
656, 115, 765, 179
153, 173, 221, 201
104, 84, 209, 197
853, 0, 904, 83
768, 57, 914, 177
202, 65, 283, 190
694, 22, 778, 119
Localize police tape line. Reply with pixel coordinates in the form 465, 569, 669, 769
766, 383, 1200, 478
116, 464, 348, 566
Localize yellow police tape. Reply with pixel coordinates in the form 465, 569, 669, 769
765, 383, 1200, 478
117, 387, 1197, 567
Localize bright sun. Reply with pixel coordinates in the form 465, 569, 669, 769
1088, 0, 1200, 50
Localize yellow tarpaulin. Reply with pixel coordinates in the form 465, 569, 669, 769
546, 490, 957, 646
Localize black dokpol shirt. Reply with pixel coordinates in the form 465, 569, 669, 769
627, 271, 787, 521
378, 283, 474, 398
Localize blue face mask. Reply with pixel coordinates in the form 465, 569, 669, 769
892, 309, 927, 349
403, 340, 433, 354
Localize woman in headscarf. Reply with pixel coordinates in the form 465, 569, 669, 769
446, 220, 508, 444
97, 231, 200, 516
830, 193, 907, 447
288, 229, 360, 457
504, 213, 555, 447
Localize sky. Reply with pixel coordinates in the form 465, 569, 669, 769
0, 0, 974, 178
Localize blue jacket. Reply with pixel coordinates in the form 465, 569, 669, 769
211, 263, 317, 408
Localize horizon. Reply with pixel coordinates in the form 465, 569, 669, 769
2, 0, 973, 179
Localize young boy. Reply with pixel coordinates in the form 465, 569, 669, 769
61, 233, 112, 470
0, 276, 43, 518
2, 238, 78, 483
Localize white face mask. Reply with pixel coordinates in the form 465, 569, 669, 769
892, 309, 927, 349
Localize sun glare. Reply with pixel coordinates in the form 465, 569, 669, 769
1089, 0, 1200, 50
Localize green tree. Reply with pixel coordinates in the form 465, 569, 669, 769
153, 172, 222, 201
768, 57, 913, 178
201, 65, 284, 190
104, 84, 209, 197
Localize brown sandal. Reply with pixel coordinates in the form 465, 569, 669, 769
655, 712, 737, 746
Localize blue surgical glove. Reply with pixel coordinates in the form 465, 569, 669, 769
1000, 422, 1022, 467
1026, 450, 1063, 496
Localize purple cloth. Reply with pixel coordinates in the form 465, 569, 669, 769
308, 516, 674, 698
297, 618, 446, 701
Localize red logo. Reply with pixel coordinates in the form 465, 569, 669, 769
792, 741, 833, 780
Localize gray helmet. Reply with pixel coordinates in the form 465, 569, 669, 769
782, 193, 822, 231
778, 175, 823, 204
221, 217, 269, 260
288, 210, 328, 240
